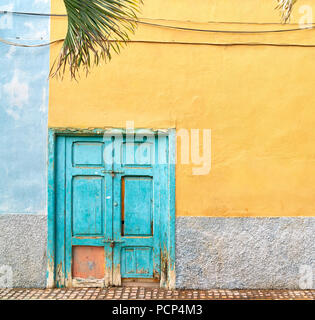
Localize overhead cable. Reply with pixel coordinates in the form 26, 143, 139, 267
2, 37, 315, 48
0, 10, 314, 34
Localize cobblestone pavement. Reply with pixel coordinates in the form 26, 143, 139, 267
0, 287, 314, 300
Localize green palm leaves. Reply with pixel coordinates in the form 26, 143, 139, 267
51, 0, 142, 79
276, 0, 297, 23
51, 1, 299, 79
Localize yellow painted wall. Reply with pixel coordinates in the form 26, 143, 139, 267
49, 0, 315, 217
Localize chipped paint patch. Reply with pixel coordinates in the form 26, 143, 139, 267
46, 258, 55, 289
72, 278, 105, 288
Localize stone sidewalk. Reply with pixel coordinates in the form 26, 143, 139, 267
0, 287, 314, 300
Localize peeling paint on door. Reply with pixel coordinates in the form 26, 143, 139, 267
47, 129, 176, 288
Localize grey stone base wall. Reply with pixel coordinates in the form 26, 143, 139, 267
0, 215, 314, 289
0, 214, 47, 288
176, 217, 315, 289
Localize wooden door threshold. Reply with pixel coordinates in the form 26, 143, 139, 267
72, 277, 104, 288
122, 278, 160, 288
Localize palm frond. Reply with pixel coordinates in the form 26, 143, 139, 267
50, 0, 142, 79
275, 0, 297, 23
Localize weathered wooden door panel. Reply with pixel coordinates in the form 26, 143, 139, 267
121, 247, 153, 277
123, 176, 153, 236
72, 176, 104, 236
72, 246, 105, 279
64, 137, 106, 287
72, 141, 104, 166
53, 132, 172, 287
107, 134, 165, 285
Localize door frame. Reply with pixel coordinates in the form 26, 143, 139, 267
46, 128, 176, 289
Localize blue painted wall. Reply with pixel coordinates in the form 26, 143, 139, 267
0, 1, 50, 214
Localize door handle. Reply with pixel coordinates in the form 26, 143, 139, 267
102, 239, 125, 248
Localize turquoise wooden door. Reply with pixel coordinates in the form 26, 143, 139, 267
106, 133, 168, 285
64, 136, 108, 286
56, 133, 169, 287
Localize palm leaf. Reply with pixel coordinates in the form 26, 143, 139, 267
50, 0, 142, 79
275, 0, 297, 23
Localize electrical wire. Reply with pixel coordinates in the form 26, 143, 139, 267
142, 16, 312, 26
101, 40, 315, 48
0, 10, 65, 17
0, 10, 314, 34
2, 37, 315, 48
1, 10, 315, 48
1, 10, 313, 26
0, 36, 63, 47
126, 40, 315, 47
126, 18, 314, 34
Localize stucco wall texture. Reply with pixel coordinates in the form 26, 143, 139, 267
0, 0, 50, 288
49, 0, 315, 218
0, 215, 47, 288
0, 0, 50, 214
1, 216, 313, 289
176, 217, 315, 289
